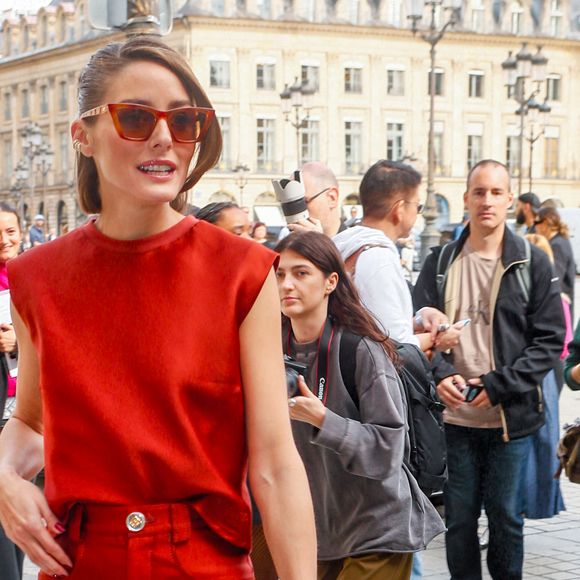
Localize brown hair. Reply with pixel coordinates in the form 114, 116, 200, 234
359, 160, 421, 219
75, 36, 222, 214
275, 231, 398, 363
536, 206, 569, 239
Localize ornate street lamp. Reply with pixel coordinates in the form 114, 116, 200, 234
279, 77, 315, 167
19, 123, 54, 227
233, 163, 250, 208
501, 44, 550, 194
407, 0, 463, 266
11, 161, 28, 227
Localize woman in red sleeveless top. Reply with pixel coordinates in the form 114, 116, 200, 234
0, 36, 316, 579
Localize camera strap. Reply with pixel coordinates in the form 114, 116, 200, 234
286, 317, 335, 405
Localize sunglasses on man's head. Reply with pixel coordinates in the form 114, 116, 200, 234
80, 103, 215, 143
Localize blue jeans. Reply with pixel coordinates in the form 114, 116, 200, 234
444, 424, 532, 580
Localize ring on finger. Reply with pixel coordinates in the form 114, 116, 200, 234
288, 397, 297, 408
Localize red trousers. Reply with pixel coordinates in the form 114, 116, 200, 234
39, 503, 254, 580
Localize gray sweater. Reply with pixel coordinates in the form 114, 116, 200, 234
290, 328, 445, 560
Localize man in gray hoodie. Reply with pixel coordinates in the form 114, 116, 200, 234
334, 160, 453, 353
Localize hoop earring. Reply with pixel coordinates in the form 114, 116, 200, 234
73, 139, 82, 152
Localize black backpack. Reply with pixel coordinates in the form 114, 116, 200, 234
339, 331, 448, 496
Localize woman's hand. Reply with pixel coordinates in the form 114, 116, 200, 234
288, 376, 326, 428
0, 323, 16, 353
0, 470, 72, 577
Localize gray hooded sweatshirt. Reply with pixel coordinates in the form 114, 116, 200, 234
289, 327, 445, 560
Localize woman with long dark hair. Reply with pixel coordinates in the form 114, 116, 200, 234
275, 231, 444, 580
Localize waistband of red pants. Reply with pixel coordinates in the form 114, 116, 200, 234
65, 502, 203, 543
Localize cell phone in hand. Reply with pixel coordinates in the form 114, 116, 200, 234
464, 383, 484, 402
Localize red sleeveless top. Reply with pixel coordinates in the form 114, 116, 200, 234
8, 216, 277, 550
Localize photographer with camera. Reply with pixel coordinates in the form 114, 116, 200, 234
276, 162, 345, 240
275, 231, 444, 580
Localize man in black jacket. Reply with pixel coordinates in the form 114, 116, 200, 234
413, 160, 564, 580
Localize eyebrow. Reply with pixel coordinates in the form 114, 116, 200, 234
120, 98, 193, 108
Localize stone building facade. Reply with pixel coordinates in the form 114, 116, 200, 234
0, 0, 579, 233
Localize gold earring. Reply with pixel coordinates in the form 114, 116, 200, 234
73, 139, 82, 152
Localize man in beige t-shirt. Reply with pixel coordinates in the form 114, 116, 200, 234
413, 160, 565, 580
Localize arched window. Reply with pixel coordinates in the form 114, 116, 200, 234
208, 191, 236, 203
254, 192, 276, 204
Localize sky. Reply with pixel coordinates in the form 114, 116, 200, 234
0, 1, 51, 12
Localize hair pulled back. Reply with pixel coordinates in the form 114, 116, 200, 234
76, 35, 222, 214
275, 231, 398, 363
537, 206, 569, 239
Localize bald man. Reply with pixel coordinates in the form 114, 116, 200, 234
279, 162, 346, 239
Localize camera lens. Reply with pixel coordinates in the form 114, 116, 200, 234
272, 172, 309, 224
285, 367, 300, 398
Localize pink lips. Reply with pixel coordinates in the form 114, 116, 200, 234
137, 159, 177, 177
282, 297, 298, 303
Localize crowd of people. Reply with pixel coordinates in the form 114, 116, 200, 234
0, 35, 578, 580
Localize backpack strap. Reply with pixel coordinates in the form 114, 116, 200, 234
435, 243, 458, 304
514, 237, 532, 304
344, 243, 389, 278
338, 331, 363, 409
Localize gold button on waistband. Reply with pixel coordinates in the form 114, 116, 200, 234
126, 512, 146, 532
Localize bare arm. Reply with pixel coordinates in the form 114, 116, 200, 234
0, 304, 72, 576
240, 269, 317, 580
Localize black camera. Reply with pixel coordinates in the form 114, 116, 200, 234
284, 355, 308, 398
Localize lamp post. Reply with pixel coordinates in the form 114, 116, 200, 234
501, 44, 549, 195
11, 161, 28, 226
279, 77, 315, 167
19, 122, 54, 228
233, 163, 250, 208
407, 0, 463, 266
522, 99, 551, 192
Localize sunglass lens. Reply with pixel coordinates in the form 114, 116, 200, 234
116, 107, 156, 140
169, 109, 204, 142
